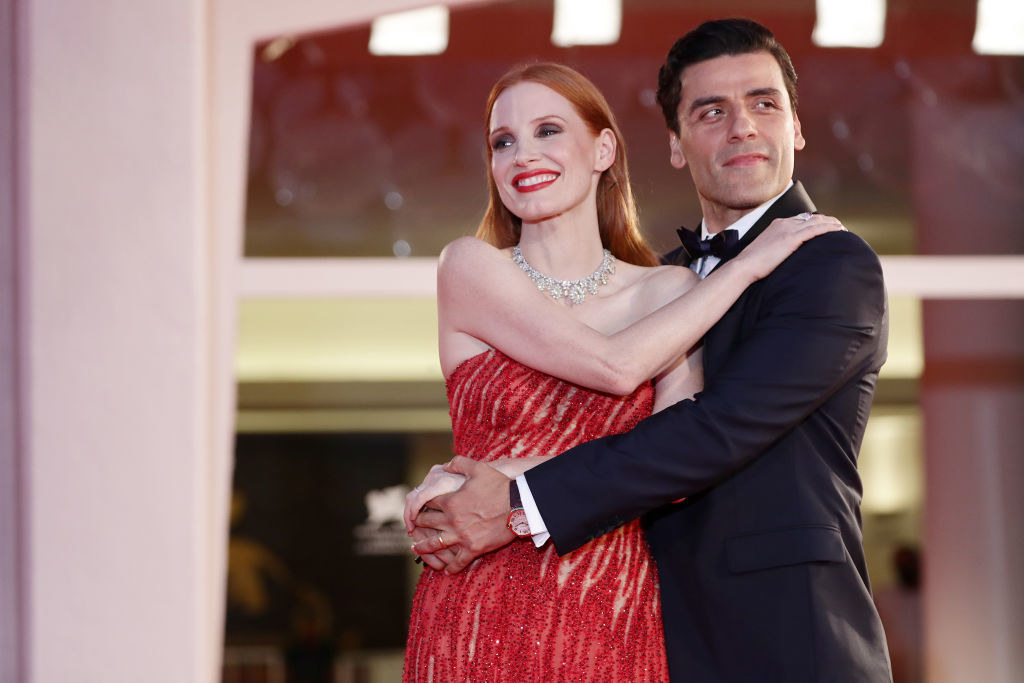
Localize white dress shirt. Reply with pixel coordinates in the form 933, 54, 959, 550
517, 182, 794, 546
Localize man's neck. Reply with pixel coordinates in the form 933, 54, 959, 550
700, 181, 794, 239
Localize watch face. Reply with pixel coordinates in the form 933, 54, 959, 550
507, 508, 531, 537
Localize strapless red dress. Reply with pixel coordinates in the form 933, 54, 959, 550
404, 349, 668, 682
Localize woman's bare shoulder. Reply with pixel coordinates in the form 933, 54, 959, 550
439, 236, 509, 270
437, 236, 527, 312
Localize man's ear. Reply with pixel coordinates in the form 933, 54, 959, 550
594, 128, 616, 172
668, 132, 687, 169
793, 113, 806, 151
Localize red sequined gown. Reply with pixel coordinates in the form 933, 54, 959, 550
404, 349, 669, 682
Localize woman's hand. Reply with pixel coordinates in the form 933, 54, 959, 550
733, 212, 845, 281
404, 464, 467, 533
410, 525, 459, 572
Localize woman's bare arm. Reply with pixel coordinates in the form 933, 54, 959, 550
439, 214, 842, 394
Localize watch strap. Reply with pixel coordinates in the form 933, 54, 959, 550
509, 478, 523, 511
507, 479, 530, 537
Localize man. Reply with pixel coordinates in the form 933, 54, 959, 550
415, 18, 892, 681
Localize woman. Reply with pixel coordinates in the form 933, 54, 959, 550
402, 63, 841, 681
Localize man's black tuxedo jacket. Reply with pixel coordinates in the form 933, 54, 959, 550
524, 182, 893, 682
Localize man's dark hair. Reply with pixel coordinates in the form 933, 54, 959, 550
656, 18, 799, 135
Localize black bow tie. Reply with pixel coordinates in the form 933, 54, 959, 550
676, 226, 740, 263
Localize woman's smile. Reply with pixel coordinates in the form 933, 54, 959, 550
512, 170, 560, 192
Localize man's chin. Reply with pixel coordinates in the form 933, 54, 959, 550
717, 182, 787, 212
717, 192, 773, 212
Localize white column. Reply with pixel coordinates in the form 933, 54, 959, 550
9, 0, 223, 680
920, 303, 1024, 683
912, 101, 1024, 682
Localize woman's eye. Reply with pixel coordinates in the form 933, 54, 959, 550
491, 135, 513, 151
537, 124, 561, 137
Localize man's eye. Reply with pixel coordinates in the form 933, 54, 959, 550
700, 108, 723, 120
755, 100, 778, 111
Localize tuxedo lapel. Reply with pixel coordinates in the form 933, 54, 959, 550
707, 181, 816, 276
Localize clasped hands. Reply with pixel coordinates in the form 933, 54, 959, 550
404, 455, 517, 573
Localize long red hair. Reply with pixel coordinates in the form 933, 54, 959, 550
475, 63, 658, 267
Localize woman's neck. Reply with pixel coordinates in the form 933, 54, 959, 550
516, 213, 605, 280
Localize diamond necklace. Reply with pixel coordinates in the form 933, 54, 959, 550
511, 245, 616, 305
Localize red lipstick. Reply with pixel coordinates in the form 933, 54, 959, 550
512, 170, 559, 193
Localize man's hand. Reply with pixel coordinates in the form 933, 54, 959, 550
411, 456, 516, 573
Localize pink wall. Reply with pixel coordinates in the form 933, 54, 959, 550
1, 0, 25, 679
